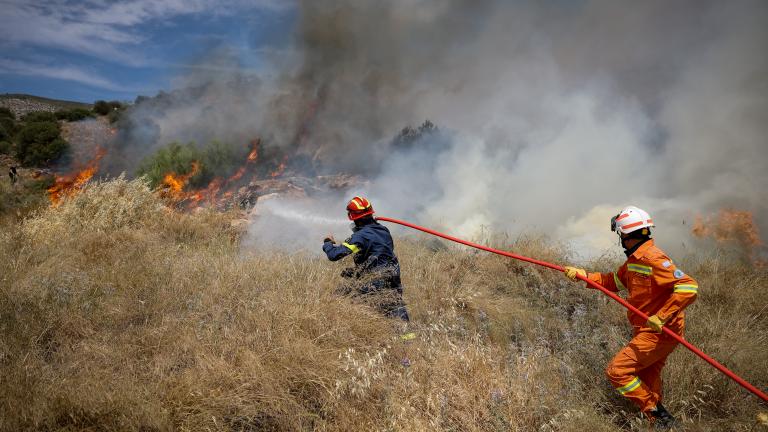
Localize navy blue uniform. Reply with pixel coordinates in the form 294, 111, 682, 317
323, 221, 409, 321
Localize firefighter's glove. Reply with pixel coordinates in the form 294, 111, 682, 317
564, 266, 587, 281
647, 315, 665, 333
324, 235, 335, 244
340, 267, 356, 278
756, 412, 768, 426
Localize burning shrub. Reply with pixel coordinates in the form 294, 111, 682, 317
136, 142, 203, 188
14, 120, 69, 166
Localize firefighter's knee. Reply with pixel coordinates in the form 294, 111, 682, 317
605, 362, 625, 382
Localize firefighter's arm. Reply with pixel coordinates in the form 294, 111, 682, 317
585, 268, 625, 292
322, 239, 359, 261
653, 261, 698, 322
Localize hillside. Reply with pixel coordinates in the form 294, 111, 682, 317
0, 93, 93, 118
0, 179, 765, 431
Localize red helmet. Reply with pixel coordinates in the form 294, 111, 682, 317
346, 196, 374, 220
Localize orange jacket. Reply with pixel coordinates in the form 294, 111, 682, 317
587, 239, 698, 333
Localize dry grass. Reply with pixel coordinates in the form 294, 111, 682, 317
1, 179, 766, 431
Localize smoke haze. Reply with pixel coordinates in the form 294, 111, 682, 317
115, 0, 768, 258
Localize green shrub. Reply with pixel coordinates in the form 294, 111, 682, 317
21, 111, 57, 123
0, 141, 12, 155
15, 121, 69, 166
55, 108, 94, 122
137, 140, 244, 189
94, 100, 124, 116
136, 142, 202, 188
0, 107, 14, 120
107, 109, 122, 124
93, 100, 111, 116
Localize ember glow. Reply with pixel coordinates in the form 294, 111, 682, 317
47, 147, 107, 205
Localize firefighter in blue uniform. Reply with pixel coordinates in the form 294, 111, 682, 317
323, 196, 409, 321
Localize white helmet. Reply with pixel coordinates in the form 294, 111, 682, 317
611, 206, 654, 235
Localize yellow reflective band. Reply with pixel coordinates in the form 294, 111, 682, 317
674, 284, 699, 294
616, 376, 642, 395
627, 264, 652, 275
613, 272, 625, 290
400, 332, 417, 341
343, 242, 360, 253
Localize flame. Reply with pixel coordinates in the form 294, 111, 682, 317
228, 167, 247, 183
247, 140, 259, 162
270, 157, 287, 178
159, 138, 264, 210
692, 209, 762, 246
47, 147, 106, 205
692, 209, 764, 265
160, 161, 200, 201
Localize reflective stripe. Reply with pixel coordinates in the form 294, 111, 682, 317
674, 284, 699, 294
616, 376, 642, 395
627, 263, 652, 275
343, 242, 360, 253
613, 272, 625, 290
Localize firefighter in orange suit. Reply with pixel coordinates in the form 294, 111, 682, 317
564, 206, 698, 429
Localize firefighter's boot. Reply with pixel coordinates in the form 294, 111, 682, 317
649, 403, 677, 430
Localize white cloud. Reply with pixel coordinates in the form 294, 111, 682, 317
0, 0, 293, 66
0, 58, 134, 91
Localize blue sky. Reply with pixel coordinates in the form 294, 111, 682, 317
0, 0, 296, 103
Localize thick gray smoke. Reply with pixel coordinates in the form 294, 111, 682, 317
120, 1, 768, 258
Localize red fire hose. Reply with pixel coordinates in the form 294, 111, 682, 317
376, 216, 768, 404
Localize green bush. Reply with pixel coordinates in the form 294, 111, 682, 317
136, 142, 202, 188
55, 108, 94, 122
107, 109, 122, 124
136, 140, 245, 189
0, 107, 14, 120
93, 100, 111, 116
0, 141, 12, 155
15, 121, 69, 166
94, 100, 123, 116
21, 111, 57, 123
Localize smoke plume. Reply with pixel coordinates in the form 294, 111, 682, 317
115, 0, 768, 258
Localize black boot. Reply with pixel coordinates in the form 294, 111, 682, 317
649, 403, 677, 430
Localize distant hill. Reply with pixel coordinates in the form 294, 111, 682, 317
0, 93, 92, 118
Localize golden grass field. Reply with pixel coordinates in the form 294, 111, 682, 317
1, 178, 766, 431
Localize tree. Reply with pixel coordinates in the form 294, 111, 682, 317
15, 121, 69, 166
93, 100, 111, 116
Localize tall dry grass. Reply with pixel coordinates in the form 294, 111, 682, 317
1, 178, 766, 431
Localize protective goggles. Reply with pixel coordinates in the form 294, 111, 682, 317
610, 214, 619, 233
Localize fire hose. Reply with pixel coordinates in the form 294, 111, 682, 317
376, 216, 768, 404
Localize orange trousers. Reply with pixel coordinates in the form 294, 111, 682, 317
605, 330, 679, 412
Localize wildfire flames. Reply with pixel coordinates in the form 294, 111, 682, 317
159, 138, 267, 209
692, 209, 765, 265
45, 135, 303, 211
692, 209, 762, 246
160, 161, 201, 201
47, 147, 107, 205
